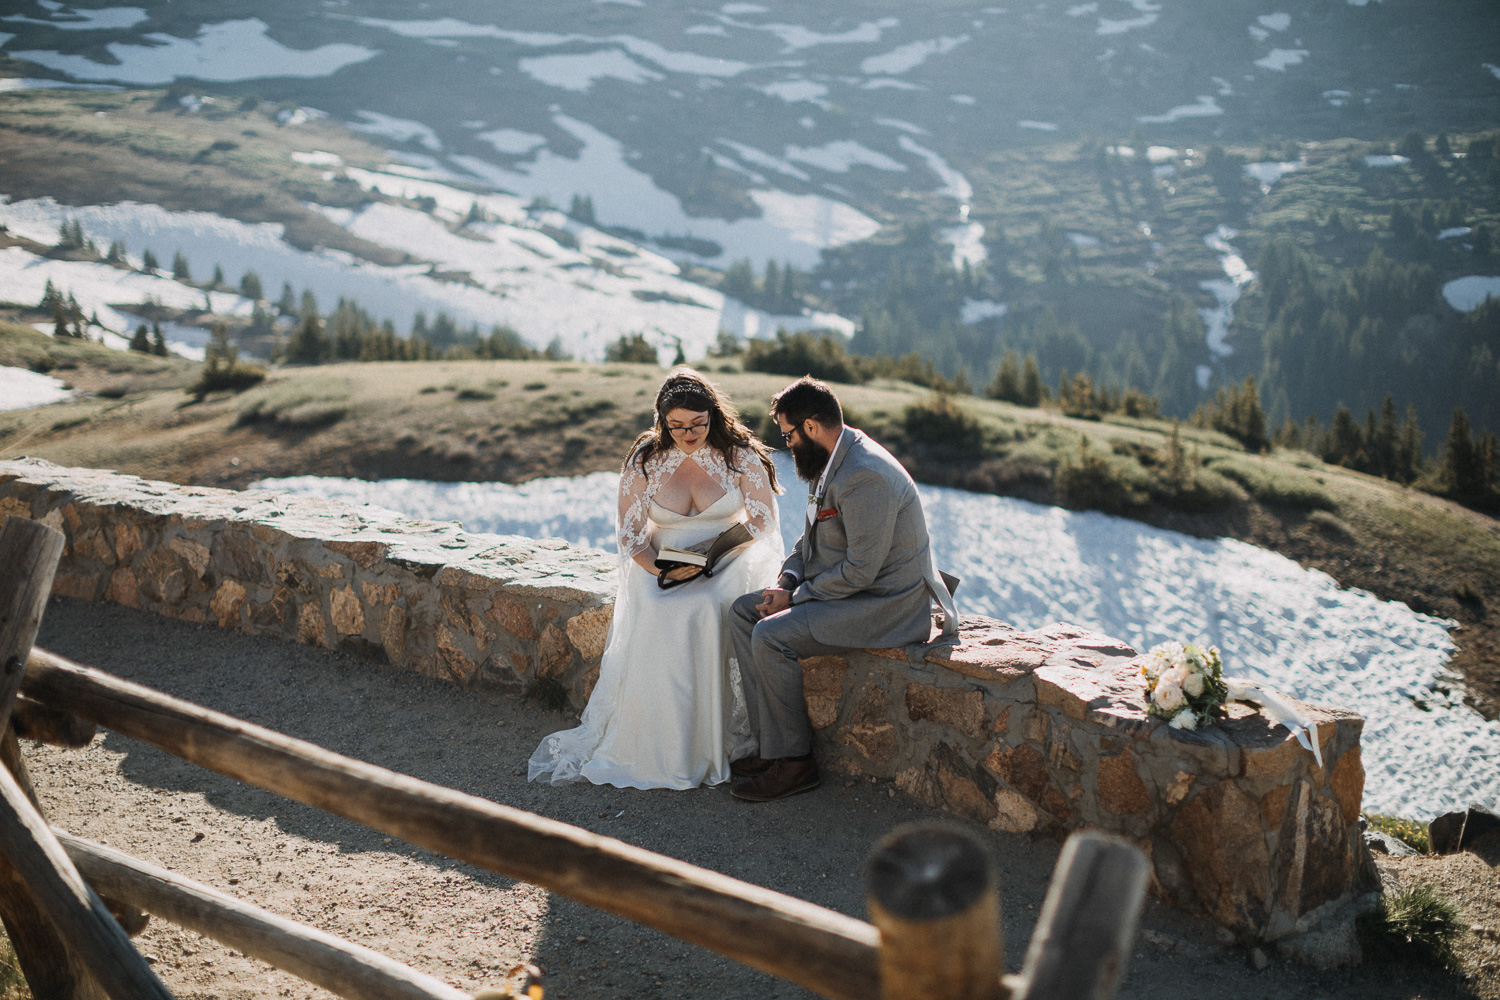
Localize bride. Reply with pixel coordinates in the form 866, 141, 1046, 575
529, 368, 784, 789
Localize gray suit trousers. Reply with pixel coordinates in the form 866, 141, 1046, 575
729, 592, 844, 759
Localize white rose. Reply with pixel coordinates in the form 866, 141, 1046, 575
1169, 708, 1198, 730
1184, 671, 1205, 697
1163, 665, 1189, 690
1153, 677, 1186, 713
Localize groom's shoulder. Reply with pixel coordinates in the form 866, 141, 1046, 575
846, 429, 914, 484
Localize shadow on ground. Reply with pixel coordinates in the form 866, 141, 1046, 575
28, 597, 1474, 1000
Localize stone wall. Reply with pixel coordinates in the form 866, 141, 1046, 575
809, 621, 1370, 946
0, 458, 1369, 945
0, 459, 617, 703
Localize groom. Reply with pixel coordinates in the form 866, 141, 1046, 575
728, 376, 958, 802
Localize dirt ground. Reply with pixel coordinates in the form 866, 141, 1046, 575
10, 597, 1494, 1000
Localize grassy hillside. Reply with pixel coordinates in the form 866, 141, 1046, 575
0, 88, 414, 266
2, 335, 1495, 719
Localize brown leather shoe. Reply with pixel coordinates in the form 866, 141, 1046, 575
730, 754, 774, 778
730, 757, 820, 802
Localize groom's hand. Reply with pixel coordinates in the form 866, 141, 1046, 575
756, 587, 791, 617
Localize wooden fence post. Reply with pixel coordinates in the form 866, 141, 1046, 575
1010, 831, 1149, 1000
866, 823, 1006, 1000
0, 514, 169, 1000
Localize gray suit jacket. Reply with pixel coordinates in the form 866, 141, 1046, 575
784, 428, 955, 648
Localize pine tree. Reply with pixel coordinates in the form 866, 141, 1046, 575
1328, 406, 1365, 468
277, 282, 297, 316
105, 240, 127, 264
287, 311, 328, 364
240, 271, 263, 300
142, 248, 159, 272
39, 279, 60, 313
172, 250, 191, 281
1020, 354, 1043, 407
129, 324, 151, 353
1373, 395, 1399, 479
151, 322, 168, 357
1397, 407, 1423, 483
1274, 416, 1303, 450
1232, 376, 1267, 452
1161, 420, 1192, 492
720, 260, 756, 303
1479, 430, 1499, 490
988, 349, 1021, 403
211, 264, 225, 288
1442, 407, 1482, 495
65, 293, 84, 339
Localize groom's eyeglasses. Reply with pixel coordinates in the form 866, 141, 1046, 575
668, 420, 709, 437
777, 424, 799, 446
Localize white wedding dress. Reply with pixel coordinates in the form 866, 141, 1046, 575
528, 444, 782, 789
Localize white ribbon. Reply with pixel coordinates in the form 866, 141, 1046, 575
1225, 678, 1322, 768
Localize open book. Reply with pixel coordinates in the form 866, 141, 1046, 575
655, 521, 755, 589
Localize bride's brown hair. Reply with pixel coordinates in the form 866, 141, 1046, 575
629, 367, 782, 493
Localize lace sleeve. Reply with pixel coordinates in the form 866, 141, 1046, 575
617, 451, 653, 557
737, 449, 778, 541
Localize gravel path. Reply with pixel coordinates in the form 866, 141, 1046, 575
19, 597, 1481, 1000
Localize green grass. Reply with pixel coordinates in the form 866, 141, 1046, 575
1209, 455, 1337, 510
234, 375, 350, 429
1364, 813, 1431, 853
0, 319, 186, 377
1358, 882, 1465, 969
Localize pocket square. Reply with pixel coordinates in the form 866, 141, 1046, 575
816, 508, 838, 522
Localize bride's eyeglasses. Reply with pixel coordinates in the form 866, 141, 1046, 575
668, 420, 710, 437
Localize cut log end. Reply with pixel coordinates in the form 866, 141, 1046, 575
867, 822, 994, 921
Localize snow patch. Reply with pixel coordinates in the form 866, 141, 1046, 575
960, 298, 1006, 324
0, 365, 72, 411
859, 35, 969, 75
347, 111, 443, 151
518, 49, 664, 91
475, 129, 547, 155
898, 136, 972, 204
1, 6, 148, 31
1199, 225, 1253, 358
1442, 276, 1500, 313
11, 19, 377, 83
1243, 160, 1300, 191
290, 150, 344, 167
1136, 95, 1222, 124
943, 223, 987, 270
0, 77, 120, 92
754, 79, 829, 104
785, 141, 906, 174
1255, 48, 1309, 72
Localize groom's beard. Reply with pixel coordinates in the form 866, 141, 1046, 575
790, 437, 831, 481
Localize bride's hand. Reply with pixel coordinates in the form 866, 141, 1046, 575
662, 565, 703, 582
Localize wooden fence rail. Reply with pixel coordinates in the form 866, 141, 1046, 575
0, 512, 1151, 1000
20, 646, 883, 1000
55, 829, 472, 1000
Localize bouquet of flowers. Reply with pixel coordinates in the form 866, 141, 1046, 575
1138, 641, 1228, 730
